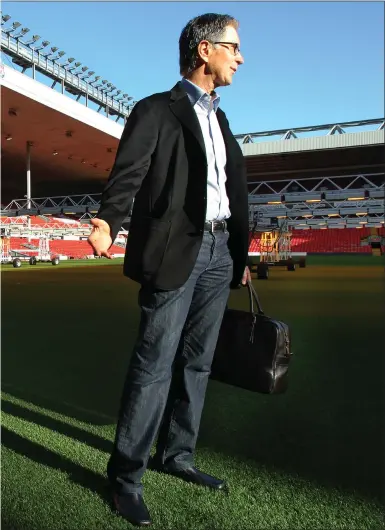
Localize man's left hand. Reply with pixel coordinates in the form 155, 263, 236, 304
241, 266, 251, 286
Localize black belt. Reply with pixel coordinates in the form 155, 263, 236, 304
204, 219, 227, 232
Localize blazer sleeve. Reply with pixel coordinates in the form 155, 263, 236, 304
96, 98, 158, 241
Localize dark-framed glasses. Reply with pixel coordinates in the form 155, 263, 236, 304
213, 41, 241, 56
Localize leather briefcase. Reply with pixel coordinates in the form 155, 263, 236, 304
210, 281, 293, 394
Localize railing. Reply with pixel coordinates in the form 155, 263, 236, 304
1, 31, 135, 121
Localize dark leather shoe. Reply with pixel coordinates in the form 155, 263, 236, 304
113, 492, 152, 527
158, 465, 227, 491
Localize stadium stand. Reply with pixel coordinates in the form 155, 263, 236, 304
1, 19, 383, 262
248, 227, 378, 254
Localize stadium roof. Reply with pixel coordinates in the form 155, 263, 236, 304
1, 62, 384, 207
1, 65, 120, 201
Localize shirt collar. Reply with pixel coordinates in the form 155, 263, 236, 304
181, 77, 220, 112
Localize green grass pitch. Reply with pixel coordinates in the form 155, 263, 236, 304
1, 256, 384, 529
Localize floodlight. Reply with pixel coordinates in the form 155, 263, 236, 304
114, 90, 124, 102
14, 27, 30, 38
1, 15, 11, 24
81, 70, 95, 81
62, 57, 75, 68
51, 50, 66, 61
90, 75, 101, 85
3, 21, 22, 34
102, 83, 112, 92
41, 46, 59, 57
25, 34, 40, 45
66, 59, 79, 71
35, 40, 50, 50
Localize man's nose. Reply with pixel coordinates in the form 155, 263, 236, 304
236, 52, 244, 65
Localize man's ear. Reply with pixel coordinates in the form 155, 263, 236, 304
197, 40, 212, 65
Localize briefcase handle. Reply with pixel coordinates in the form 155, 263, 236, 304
247, 280, 265, 316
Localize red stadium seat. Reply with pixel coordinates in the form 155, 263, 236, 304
250, 228, 373, 254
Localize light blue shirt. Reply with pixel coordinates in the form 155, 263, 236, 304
181, 78, 230, 222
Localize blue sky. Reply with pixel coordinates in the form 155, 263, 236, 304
2, 2, 384, 134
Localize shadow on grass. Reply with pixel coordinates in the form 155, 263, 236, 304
1, 427, 111, 505
1, 382, 118, 426
1, 400, 113, 455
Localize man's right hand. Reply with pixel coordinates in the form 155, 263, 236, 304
88, 218, 113, 258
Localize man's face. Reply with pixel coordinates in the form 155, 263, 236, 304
206, 25, 244, 87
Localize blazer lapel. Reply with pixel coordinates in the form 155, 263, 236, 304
169, 82, 207, 158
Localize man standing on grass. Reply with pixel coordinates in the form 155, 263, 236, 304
88, 13, 250, 527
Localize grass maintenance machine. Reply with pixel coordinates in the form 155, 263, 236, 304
0, 235, 60, 268
249, 217, 306, 279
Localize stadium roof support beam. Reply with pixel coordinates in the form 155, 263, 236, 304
23, 141, 35, 241
26, 141, 32, 209
248, 172, 384, 195
234, 118, 385, 144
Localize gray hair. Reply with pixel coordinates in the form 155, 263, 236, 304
179, 13, 239, 76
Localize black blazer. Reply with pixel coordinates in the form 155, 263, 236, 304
97, 81, 249, 290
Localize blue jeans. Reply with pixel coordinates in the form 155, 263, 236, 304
107, 230, 233, 494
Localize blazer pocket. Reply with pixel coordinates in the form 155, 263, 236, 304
142, 218, 172, 276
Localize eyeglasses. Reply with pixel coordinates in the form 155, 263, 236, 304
212, 41, 241, 56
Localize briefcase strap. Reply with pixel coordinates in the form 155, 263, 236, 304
247, 280, 264, 316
